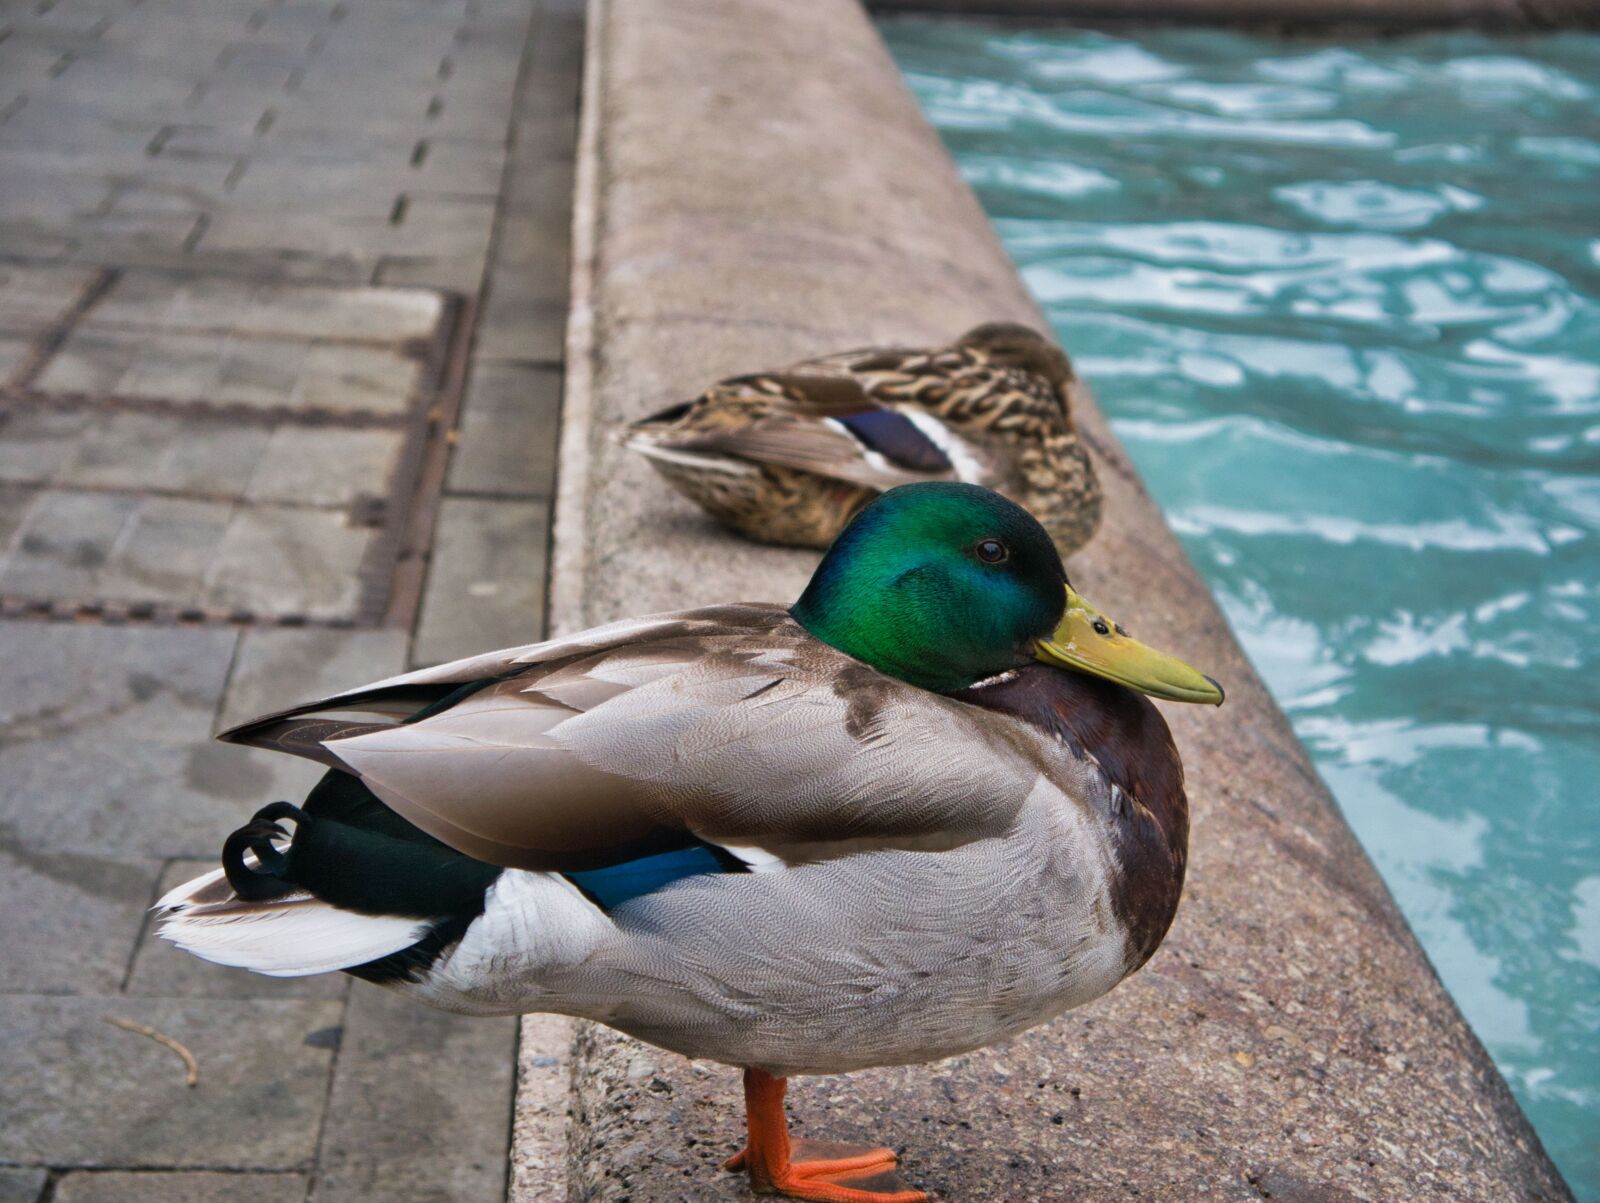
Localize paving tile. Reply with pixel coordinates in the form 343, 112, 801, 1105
189, 742, 329, 849
0, 623, 271, 857
0, 225, 76, 264
0, 262, 98, 336
446, 361, 561, 498
217, 626, 409, 732
45, 64, 200, 113
0, 147, 145, 197
244, 426, 404, 507
236, 138, 405, 172
84, 271, 444, 342
74, 210, 205, 253
315, 982, 516, 1203
37, 329, 423, 414
0, 1167, 46, 1203
53, 1171, 308, 1203
196, 159, 501, 277
509, 113, 579, 164
491, 211, 572, 283
114, 153, 247, 195
441, 79, 527, 121
413, 137, 507, 195
0, 846, 160, 993
477, 257, 570, 354
181, 85, 284, 130
268, 109, 440, 148
93, 496, 234, 604
501, 156, 576, 230
474, 295, 567, 365
0, 995, 342, 1167
523, 45, 581, 104
223, 161, 412, 210
0, 43, 68, 88
0, 490, 242, 607
0, 333, 36, 382
286, 342, 429, 413
392, 194, 497, 261
35, 329, 259, 403
84, 247, 378, 286
198, 207, 397, 262
0, 105, 164, 163
152, 126, 259, 163
251, 2, 341, 39
126, 859, 349, 1000
0, 409, 94, 486
201, 507, 375, 619
214, 56, 302, 90
103, 181, 222, 219
61, 411, 273, 495
0, 488, 137, 599
0, 484, 389, 619
0, 487, 31, 553
412, 497, 548, 666
375, 252, 491, 293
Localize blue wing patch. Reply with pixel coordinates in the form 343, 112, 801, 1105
565, 842, 747, 910
834, 409, 953, 473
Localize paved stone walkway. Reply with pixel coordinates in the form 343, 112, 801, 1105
0, 0, 580, 1198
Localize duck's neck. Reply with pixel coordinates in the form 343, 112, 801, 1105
951, 663, 1188, 972
791, 586, 1011, 695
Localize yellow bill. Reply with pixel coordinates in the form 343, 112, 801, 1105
1035, 586, 1224, 705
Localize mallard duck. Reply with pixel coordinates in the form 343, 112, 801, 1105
625, 323, 1102, 554
158, 482, 1220, 1202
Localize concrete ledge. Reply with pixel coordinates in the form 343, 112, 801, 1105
518, 0, 1575, 1198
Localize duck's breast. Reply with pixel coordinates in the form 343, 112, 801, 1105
953, 664, 1190, 977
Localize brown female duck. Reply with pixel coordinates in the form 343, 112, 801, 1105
626, 322, 1102, 554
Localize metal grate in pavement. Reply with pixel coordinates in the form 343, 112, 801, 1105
0, 263, 470, 628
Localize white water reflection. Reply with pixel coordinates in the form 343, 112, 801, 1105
1276, 179, 1484, 229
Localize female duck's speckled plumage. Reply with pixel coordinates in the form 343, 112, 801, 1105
626, 323, 1102, 554
155, 484, 1215, 1202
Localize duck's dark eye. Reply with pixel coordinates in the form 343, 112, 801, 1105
1092, 619, 1111, 636
975, 539, 1008, 564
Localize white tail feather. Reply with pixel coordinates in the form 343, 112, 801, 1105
624, 437, 758, 475
156, 867, 431, 978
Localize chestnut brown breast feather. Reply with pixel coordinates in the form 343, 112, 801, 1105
953, 664, 1189, 972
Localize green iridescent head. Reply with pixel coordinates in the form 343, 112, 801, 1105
792, 482, 1224, 704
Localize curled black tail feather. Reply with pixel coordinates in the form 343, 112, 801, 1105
219, 771, 501, 919
222, 802, 309, 900
212, 770, 501, 984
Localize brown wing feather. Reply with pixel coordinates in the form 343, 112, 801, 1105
222, 607, 1042, 872
736, 370, 876, 417
632, 371, 954, 491
218, 606, 789, 743
670, 417, 939, 489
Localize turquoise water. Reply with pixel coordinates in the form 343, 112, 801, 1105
883, 20, 1600, 1197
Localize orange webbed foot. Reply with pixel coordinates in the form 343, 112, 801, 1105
728, 1069, 929, 1202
